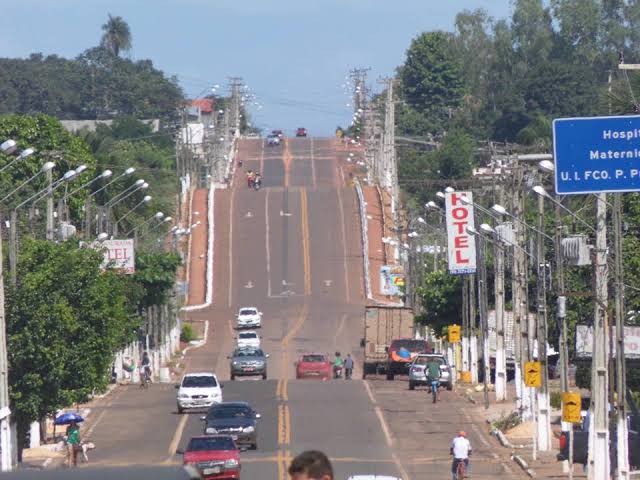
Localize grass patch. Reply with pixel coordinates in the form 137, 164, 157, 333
180, 324, 197, 342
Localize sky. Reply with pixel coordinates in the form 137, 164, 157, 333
0, 1, 512, 135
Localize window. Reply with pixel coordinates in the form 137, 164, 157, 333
209, 406, 252, 419
187, 437, 236, 451
391, 340, 427, 352
236, 349, 264, 357
182, 375, 217, 388
414, 356, 444, 366
302, 355, 326, 363
240, 309, 257, 315
239, 332, 257, 339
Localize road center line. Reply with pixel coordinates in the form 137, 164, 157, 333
300, 189, 311, 295
164, 413, 189, 463
265, 189, 272, 297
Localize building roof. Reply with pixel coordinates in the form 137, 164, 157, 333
190, 98, 214, 113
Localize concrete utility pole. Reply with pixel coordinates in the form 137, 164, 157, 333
587, 193, 610, 480
0, 217, 12, 471
613, 191, 629, 480
535, 191, 552, 451
469, 274, 479, 384
228, 77, 243, 136
477, 234, 490, 409
46, 167, 54, 241
494, 233, 507, 401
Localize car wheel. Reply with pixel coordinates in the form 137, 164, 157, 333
409, 381, 415, 390
386, 372, 394, 381
252, 443, 258, 450
177, 405, 184, 414
230, 373, 235, 381
447, 382, 453, 391
262, 372, 267, 380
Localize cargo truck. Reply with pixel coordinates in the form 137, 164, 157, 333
362, 306, 426, 379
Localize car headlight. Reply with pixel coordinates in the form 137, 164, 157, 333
224, 459, 239, 468
232, 361, 239, 366
242, 426, 255, 433
178, 393, 190, 399
205, 427, 217, 434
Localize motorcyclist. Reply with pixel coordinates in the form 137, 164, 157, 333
141, 351, 152, 386
333, 352, 343, 378
246, 170, 255, 188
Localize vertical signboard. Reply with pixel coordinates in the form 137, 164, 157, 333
445, 191, 477, 275
91, 239, 136, 274
379, 265, 405, 296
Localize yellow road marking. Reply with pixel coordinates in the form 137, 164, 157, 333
164, 413, 189, 463
284, 139, 292, 187
284, 405, 291, 444
300, 188, 311, 295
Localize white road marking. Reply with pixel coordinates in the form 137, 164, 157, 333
310, 138, 316, 188
245, 211, 253, 218
244, 281, 254, 289
164, 414, 189, 463
337, 186, 350, 303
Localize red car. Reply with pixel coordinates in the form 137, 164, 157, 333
182, 435, 240, 479
296, 127, 307, 137
295, 353, 331, 380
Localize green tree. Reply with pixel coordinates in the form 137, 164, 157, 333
435, 129, 474, 179
7, 239, 138, 446
134, 252, 182, 308
100, 14, 132, 57
398, 31, 465, 135
415, 270, 463, 335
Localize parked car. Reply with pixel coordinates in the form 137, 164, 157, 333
236, 307, 262, 329
296, 127, 307, 137
408, 353, 452, 391
176, 373, 223, 414
181, 435, 240, 479
385, 338, 433, 380
202, 402, 261, 450
295, 353, 332, 380
272, 129, 284, 139
236, 330, 260, 349
229, 347, 268, 380
266, 135, 280, 146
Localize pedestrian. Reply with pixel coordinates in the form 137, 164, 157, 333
426, 357, 441, 399
288, 450, 334, 480
344, 353, 354, 379
65, 420, 81, 467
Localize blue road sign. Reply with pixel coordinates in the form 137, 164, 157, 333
553, 115, 640, 194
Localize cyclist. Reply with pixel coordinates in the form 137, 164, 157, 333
140, 351, 152, 387
426, 357, 441, 402
451, 431, 472, 479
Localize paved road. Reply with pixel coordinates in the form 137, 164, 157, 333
83, 138, 523, 479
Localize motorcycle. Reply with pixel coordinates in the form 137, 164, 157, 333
333, 365, 343, 379
254, 179, 262, 191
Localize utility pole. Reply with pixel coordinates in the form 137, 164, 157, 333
0, 217, 12, 471
469, 274, 479, 384
477, 234, 490, 409
613, 191, 629, 480
536, 191, 552, 451
46, 167, 54, 241
462, 277, 470, 378
494, 234, 507, 401
588, 193, 610, 480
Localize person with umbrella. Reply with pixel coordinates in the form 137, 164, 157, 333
65, 420, 81, 467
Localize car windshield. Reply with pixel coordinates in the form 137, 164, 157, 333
182, 376, 217, 388
391, 340, 426, 352
239, 332, 257, 339
413, 356, 444, 366
302, 355, 326, 363
235, 349, 264, 357
187, 437, 235, 452
239, 309, 257, 315
209, 406, 252, 419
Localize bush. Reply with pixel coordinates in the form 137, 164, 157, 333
550, 391, 562, 410
492, 411, 521, 432
180, 324, 197, 342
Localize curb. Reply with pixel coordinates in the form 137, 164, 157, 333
512, 454, 536, 477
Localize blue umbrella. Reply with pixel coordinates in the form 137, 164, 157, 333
54, 412, 84, 425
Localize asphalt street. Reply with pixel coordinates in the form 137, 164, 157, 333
82, 138, 523, 480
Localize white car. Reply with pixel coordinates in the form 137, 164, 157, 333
176, 372, 222, 413
237, 307, 262, 329
237, 330, 261, 349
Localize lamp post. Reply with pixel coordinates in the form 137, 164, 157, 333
84, 167, 135, 237
124, 211, 164, 238
0, 162, 55, 203
115, 195, 152, 230
0, 142, 35, 175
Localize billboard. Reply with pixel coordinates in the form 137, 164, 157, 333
445, 191, 477, 274
575, 324, 640, 358
91, 239, 136, 274
379, 265, 405, 296
553, 115, 640, 194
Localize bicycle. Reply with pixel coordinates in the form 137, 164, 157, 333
430, 379, 440, 403
453, 458, 468, 480
140, 368, 151, 389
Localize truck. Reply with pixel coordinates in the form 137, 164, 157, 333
361, 305, 422, 379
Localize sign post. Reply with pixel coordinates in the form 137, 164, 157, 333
524, 361, 542, 388
444, 191, 477, 275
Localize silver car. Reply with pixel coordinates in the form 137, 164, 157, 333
408, 353, 452, 391
229, 347, 268, 380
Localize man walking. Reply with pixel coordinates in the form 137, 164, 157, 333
344, 353, 354, 379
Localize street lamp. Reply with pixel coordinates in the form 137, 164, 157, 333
14, 168, 78, 210
124, 211, 164, 237
88, 167, 136, 200
96, 232, 109, 242
116, 195, 152, 225
531, 185, 596, 233
63, 169, 112, 201
491, 202, 554, 242
104, 179, 146, 208
0, 162, 55, 203
0, 142, 35, 175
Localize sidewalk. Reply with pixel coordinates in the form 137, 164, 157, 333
461, 382, 586, 479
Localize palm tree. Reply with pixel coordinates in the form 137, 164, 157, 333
100, 14, 132, 57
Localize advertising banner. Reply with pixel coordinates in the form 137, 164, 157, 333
379, 265, 405, 296
91, 239, 136, 274
575, 324, 640, 358
445, 191, 477, 274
